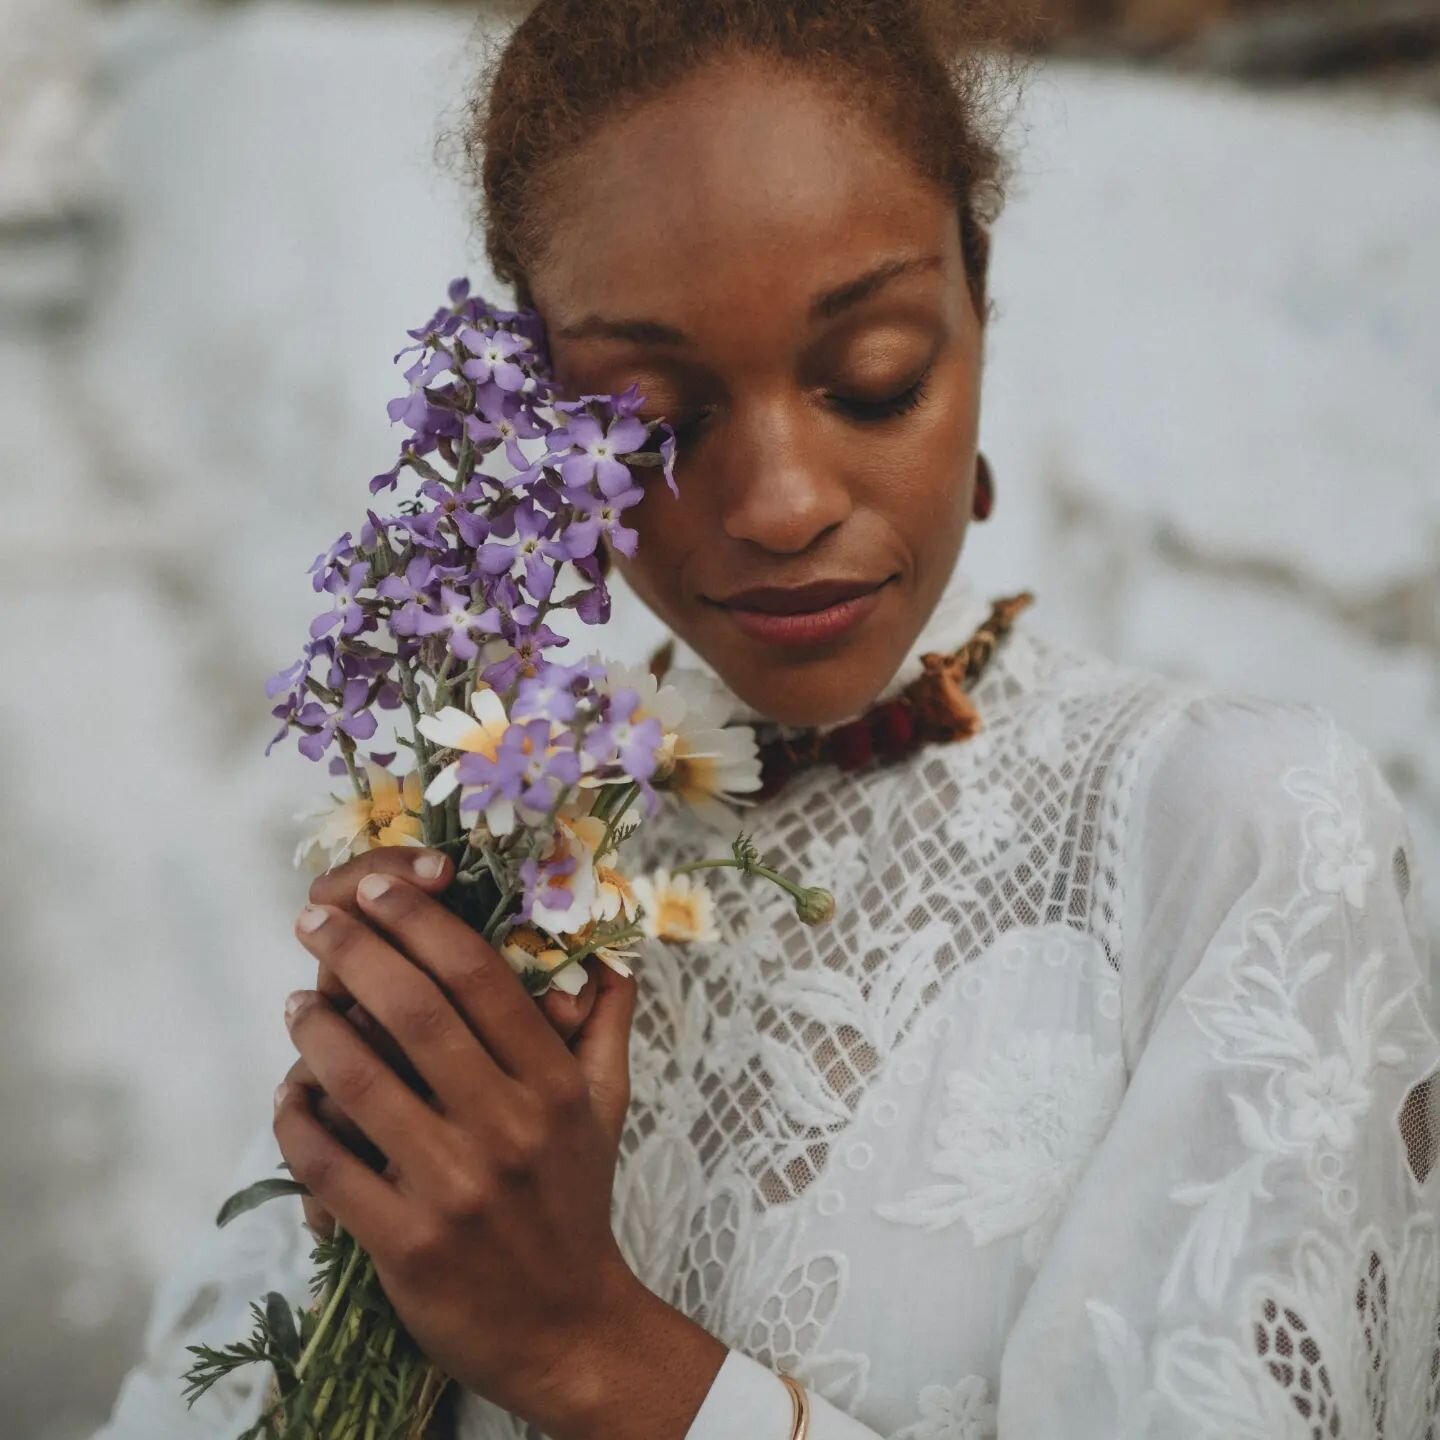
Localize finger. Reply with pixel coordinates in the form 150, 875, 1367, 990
301, 1191, 335, 1239
284, 1056, 389, 1169
349, 874, 572, 1082
274, 1080, 407, 1253
535, 959, 599, 1044
293, 902, 507, 1109
283, 987, 458, 1186
308, 851, 451, 1025
308, 847, 453, 913
571, 962, 637, 1140
331, 996, 432, 1094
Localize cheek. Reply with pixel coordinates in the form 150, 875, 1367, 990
611, 477, 700, 611
867, 382, 977, 555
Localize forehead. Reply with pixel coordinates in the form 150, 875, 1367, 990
531, 57, 960, 339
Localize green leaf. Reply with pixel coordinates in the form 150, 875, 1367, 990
264, 1291, 301, 1361
216, 1177, 311, 1228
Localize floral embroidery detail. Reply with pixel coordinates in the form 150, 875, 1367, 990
941, 783, 1018, 867
876, 1030, 1124, 1265
1019, 700, 1069, 774
1309, 808, 1377, 910
1282, 1053, 1370, 1150
1168, 719, 1436, 1308
1090, 1216, 1440, 1440
888, 1375, 998, 1440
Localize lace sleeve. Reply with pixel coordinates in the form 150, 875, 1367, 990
997, 694, 1440, 1437
91, 1119, 314, 1440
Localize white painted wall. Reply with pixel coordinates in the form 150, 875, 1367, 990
2, 5, 1435, 1434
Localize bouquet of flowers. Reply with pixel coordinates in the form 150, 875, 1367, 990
179, 279, 832, 1440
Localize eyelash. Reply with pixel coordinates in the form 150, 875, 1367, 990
830, 366, 933, 424
661, 365, 934, 443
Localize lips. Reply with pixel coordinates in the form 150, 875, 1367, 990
714, 578, 885, 614
709, 576, 894, 648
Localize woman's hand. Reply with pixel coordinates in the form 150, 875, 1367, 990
271, 868, 725, 1440
280, 847, 599, 1239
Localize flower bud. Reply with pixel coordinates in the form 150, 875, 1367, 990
794, 886, 836, 926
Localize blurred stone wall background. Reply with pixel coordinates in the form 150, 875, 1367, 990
2, 1, 1437, 1436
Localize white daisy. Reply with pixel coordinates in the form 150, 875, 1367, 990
632, 868, 721, 944
293, 762, 424, 873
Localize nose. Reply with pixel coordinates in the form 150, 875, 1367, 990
716, 400, 852, 555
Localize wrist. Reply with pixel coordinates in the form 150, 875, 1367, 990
543, 1269, 728, 1440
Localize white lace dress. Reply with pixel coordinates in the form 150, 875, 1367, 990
95, 576, 1440, 1440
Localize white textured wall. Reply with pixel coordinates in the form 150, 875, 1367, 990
2, 4, 1436, 1435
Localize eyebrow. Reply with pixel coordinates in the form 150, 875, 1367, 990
552, 253, 944, 346
811, 253, 944, 321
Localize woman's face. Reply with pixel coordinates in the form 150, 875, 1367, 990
529, 57, 985, 727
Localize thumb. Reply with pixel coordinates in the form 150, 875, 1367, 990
571, 962, 637, 1140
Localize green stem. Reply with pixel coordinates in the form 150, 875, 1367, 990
673, 854, 808, 903
597, 782, 641, 855
293, 1235, 363, 1382
542, 921, 644, 988
481, 884, 517, 942
338, 736, 370, 802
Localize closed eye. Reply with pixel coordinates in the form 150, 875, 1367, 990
829, 364, 933, 424
655, 408, 713, 445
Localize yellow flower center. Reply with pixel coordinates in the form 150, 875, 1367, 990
656, 894, 700, 936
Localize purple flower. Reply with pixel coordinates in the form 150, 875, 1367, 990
512, 661, 596, 725
584, 689, 663, 783
360, 508, 404, 550
475, 574, 539, 636
464, 388, 547, 472
410, 584, 501, 662
265, 687, 303, 756
660, 426, 679, 495
378, 554, 439, 636
386, 388, 432, 431
565, 483, 643, 559
566, 553, 612, 626
309, 561, 372, 640
396, 282, 469, 354
518, 848, 576, 923
474, 502, 563, 602
265, 653, 310, 702
456, 718, 581, 826
482, 622, 568, 691
295, 676, 380, 762
308, 532, 355, 593
458, 326, 530, 393
610, 381, 646, 418
554, 413, 648, 497
377, 553, 438, 605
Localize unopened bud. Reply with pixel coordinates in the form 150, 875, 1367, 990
794, 886, 836, 926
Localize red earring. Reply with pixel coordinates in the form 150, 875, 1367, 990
973, 453, 996, 521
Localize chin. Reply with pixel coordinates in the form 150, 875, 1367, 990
717, 653, 893, 729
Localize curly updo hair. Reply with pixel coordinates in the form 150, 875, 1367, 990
451, 0, 1037, 319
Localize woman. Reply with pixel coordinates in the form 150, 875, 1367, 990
97, 2, 1439, 1438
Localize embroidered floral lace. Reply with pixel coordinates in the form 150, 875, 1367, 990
94, 578, 1440, 1440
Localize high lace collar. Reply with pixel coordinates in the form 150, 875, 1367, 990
662, 568, 998, 729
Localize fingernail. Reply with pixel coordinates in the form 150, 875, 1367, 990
357, 873, 392, 902
274, 1081, 289, 1113
414, 853, 445, 880
297, 905, 328, 934
284, 991, 310, 1025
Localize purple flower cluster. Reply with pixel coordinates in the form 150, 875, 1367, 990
264, 278, 678, 793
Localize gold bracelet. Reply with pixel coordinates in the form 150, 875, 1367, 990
778, 1371, 811, 1440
